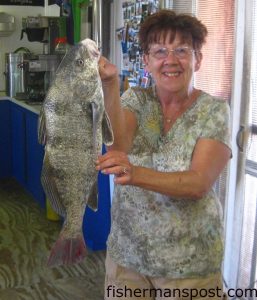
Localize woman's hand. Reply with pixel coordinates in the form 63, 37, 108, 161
96, 150, 134, 185
98, 56, 119, 88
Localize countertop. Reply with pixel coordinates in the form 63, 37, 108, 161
0, 96, 42, 115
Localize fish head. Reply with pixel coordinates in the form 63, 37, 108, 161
54, 39, 101, 98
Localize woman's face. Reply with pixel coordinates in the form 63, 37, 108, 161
143, 31, 202, 97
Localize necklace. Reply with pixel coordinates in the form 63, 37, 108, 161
164, 117, 173, 123
163, 112, 180, 124
163, 104, 186, 124
162, 90, 201, 125
164, 118, 172, 123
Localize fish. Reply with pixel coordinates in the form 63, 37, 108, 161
38, 38, 114, 267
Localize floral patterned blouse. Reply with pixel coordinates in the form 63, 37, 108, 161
107, 86, 231, 278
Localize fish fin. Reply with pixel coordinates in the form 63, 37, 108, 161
47, 231, 87, 267
38, 107, 47, 145
41, 154, 66, 217
91, 102, 102, 156
102, 111, 114, 146
87, 181, 98, 212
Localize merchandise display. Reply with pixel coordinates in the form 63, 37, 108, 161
118, 0, 159, 91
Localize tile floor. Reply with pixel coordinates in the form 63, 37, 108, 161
0, 179, 105, 300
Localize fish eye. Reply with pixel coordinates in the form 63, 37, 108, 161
76, 59, 84, 67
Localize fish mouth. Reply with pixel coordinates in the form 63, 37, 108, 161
80, 38, 100, 60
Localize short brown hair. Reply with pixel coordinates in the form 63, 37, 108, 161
138, 9, 208, 53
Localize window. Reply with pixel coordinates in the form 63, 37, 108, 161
236, 0, 257, 290
193, 1, 234, 212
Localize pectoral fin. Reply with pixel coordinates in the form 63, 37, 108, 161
91, 102, 102, 156
102, 111, 114, 146
87, 181, 98, 212
38, 107, 47, 145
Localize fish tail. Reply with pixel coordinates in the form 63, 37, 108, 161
47, 232, 87, 267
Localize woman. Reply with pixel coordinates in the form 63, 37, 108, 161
97, 10, 231, 300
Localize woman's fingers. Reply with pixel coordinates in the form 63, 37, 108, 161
98, 56, 118, 83
97, 151, 127, 167
96, 151, 133, 184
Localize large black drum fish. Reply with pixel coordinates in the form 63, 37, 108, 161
38, 39, 113, 267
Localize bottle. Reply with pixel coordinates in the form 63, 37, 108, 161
54, 37, 69, 55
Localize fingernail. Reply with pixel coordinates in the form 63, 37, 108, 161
101, 169, 106, 174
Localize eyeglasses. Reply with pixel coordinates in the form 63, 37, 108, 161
149, 46, 195, 59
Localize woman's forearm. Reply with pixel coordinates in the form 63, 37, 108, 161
97, 139, 231, 200
131, 166, 210, 200
99, 57, 137, 153
102, 78, 127, 151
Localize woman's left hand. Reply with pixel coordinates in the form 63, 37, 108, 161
96, 150, 134, 185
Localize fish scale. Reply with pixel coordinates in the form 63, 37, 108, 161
38, 39, 114, 267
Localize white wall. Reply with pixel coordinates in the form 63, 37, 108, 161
0, 4, 60, 92
109, 0, 123, 73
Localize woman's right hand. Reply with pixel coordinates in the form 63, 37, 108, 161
98, 56, 119, 88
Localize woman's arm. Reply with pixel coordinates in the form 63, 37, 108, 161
99, 57, 137, 153
96, 138, 231, 200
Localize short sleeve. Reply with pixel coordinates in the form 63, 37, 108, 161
120, 87, 161, 153
121, 87, 144, 121
200, 99, 231, 151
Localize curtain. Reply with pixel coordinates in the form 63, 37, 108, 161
194, 1, 234, 213
194, 1, 234, 102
